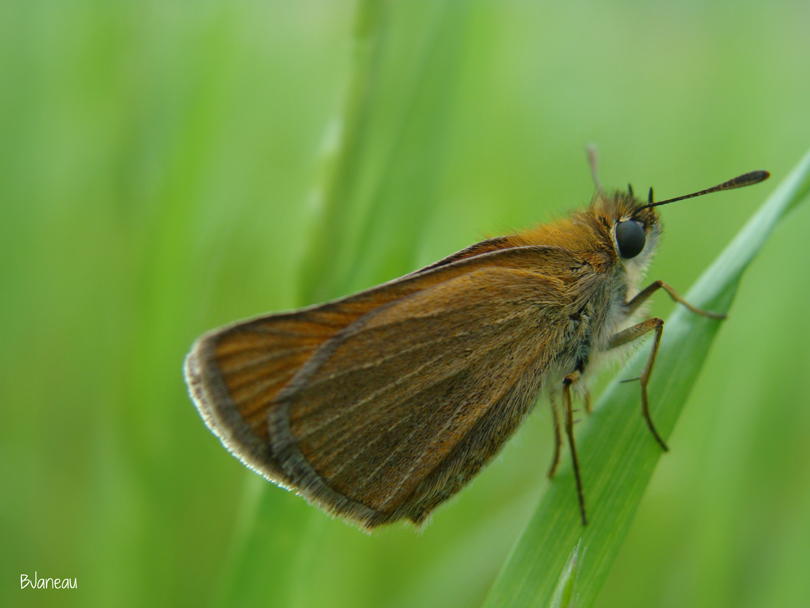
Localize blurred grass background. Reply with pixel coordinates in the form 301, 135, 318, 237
2, 1, 810, 607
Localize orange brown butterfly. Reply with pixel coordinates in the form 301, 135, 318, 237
184, 153, 769, 528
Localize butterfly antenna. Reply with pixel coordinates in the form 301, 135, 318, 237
586, 145, 603, 192
638, 170, 770, 211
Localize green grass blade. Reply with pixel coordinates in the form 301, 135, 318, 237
483, 148, 810, 608
549, 541, 583, 608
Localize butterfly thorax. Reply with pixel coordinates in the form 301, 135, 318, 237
508, 191, 662, 392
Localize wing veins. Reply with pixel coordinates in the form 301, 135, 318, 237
298, 306, 535, 394
293, 310, 532, 443
221, 345, 314, 379
293, 347, 451, 442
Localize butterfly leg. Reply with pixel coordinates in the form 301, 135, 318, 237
562, 370, 587, 526
626, 280, 726, 319
547, 394, 562, 479
583, 390, 592, 415
608, 318, 668, 451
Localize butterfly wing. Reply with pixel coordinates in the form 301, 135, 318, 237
185, 273, 476, 488
186, 245, 597, 528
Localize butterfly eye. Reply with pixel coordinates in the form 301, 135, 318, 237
616, 220, 646, 259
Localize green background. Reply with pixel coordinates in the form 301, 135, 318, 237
2, 1, 809, 607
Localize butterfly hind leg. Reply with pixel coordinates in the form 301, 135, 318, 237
545, 376, 588, 525
562, 370, 587, 525
547, 394, 562, 480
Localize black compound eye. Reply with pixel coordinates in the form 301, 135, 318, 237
616, 220, 646, 259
